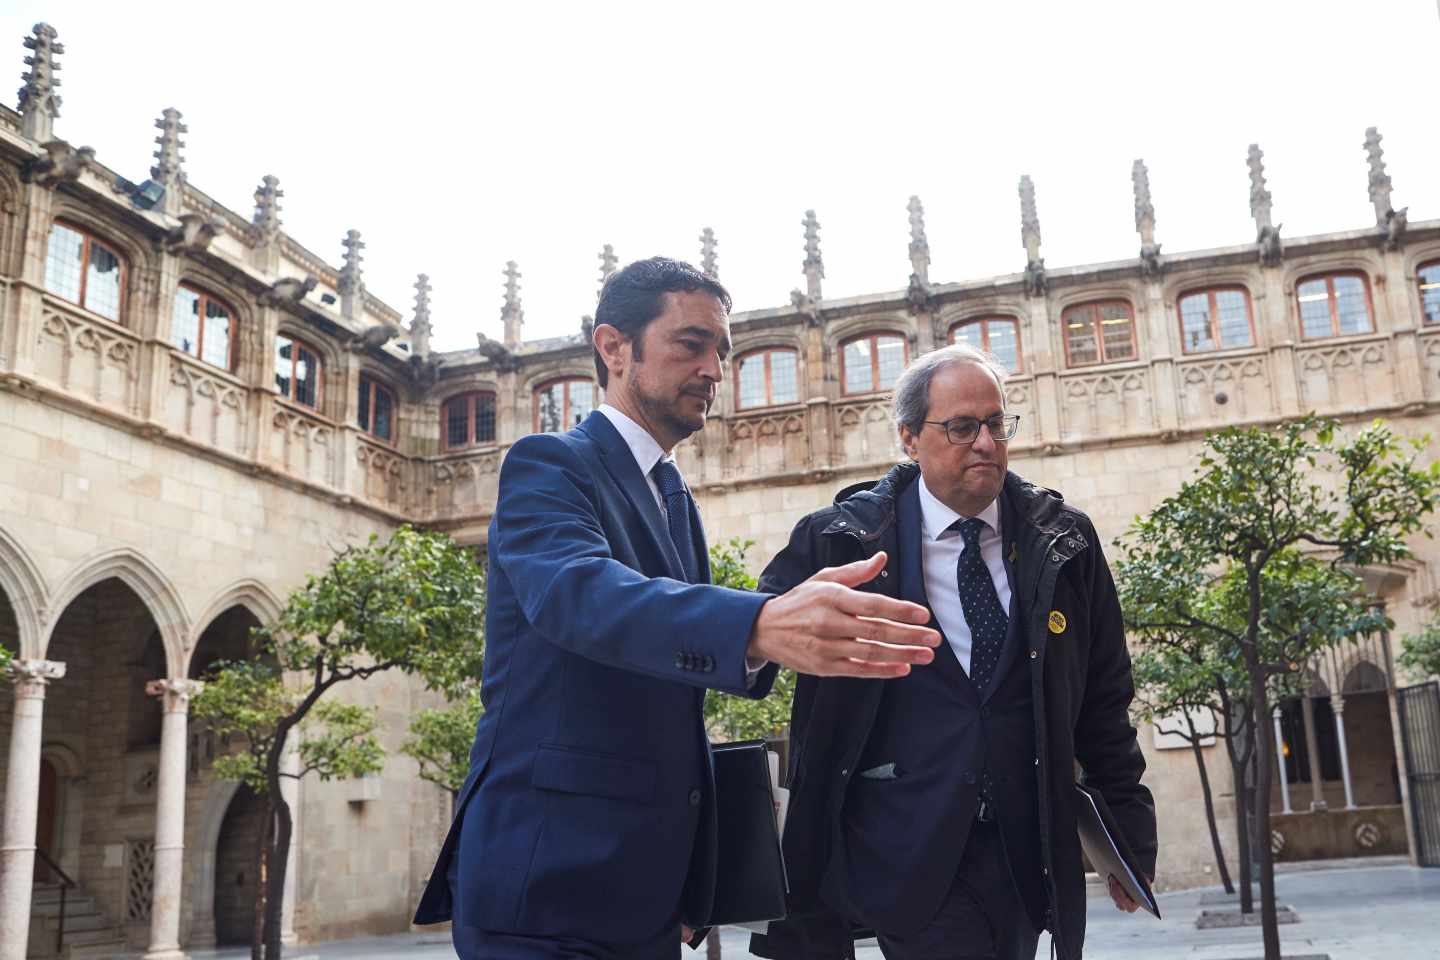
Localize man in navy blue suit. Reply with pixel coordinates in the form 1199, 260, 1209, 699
415, 257, 941, 959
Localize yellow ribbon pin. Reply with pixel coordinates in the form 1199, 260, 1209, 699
1048, 610, 1067, 635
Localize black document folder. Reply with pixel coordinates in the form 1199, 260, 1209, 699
1074, 783, 1160, 918
698, 740, 788, 928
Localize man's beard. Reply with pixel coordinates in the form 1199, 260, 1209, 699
635, 381, 707, 440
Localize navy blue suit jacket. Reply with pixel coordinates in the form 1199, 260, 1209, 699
415, 411, 777, 943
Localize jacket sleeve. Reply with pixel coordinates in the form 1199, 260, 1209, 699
1073, 527, 1158, 879
493, 433, 772, 696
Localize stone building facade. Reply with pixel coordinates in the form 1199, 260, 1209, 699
1, 20, 1438, 960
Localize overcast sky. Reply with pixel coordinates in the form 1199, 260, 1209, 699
5, 2, 1439, 350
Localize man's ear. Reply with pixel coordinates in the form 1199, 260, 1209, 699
898, 424, 919, 460
593, 323, 629, 383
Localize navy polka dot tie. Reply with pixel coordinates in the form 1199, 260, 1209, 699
652, 460, 700, 584
954, 517, 1007, 693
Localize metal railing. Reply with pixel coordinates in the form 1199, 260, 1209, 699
34, 848, 74, 955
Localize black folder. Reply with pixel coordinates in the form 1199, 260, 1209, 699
697, 740, 789, 928
1074, 783, 1160, 918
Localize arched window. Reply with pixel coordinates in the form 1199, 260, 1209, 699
274, 334, 322, 409
1062, 300, 1136, 367
443, 391, 497, 449
1177, 287, 1255, 354
1418, 260, 1440, 327
535, 378, 595, 433
43, 220, 126, 322
736, 348, 800, 409
357, 374, 396, 442
170, 285, 236, 370
1297, 272, 1373, 339
841, 333, 907, 395
949, 317, 1022, 372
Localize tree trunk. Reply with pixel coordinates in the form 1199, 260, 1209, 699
1186, 714, 1233, 894
251, 797, 272, 960
707, 927, 723, 958
1220, 693, 1254, 913
1244, 655, 1282, 960
262, 791, 293, 960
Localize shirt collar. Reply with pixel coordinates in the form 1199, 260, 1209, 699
598, 403, 672, 478
917, 473, 1001, 542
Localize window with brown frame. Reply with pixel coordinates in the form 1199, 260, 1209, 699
841, 333, 907, 395
535, 378, 595, 433
1062, 300, 1136, 367
1177, 287, 1255, 354
357, 374, 396, 442
443, 391, 498, 449
170, 285, 237, 371
1418, 261, 1440, 327
43, 220, 126, 322
949, 317, 1023, 373
1296, 272, 1373, 339
736, 348, 800, 409
274, 334, 323, 409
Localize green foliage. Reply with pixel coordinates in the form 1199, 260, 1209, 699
0, 644, 12, 671
703, 538, 795, 742
1400, 618, 1440, 679
403, 686, 484, 793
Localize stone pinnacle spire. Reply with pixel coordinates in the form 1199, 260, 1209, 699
251, 175, 283, 246
1132, 159, 1161, 277
502, 260, 524, 348
338, 230, 365, 318
1364, 126, 1393, 225
18, 23, 63, 142
802, 209, 824, 301
1019, 175, 1045, 296
1248, 144, 1282, 266
150, 108, 186, 216
907, 195, 930, 287
700, 227, 718, 278
597, 244, 618, 297
410, 273, 432, 360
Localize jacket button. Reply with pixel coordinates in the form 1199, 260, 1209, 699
880, 570, 889, 578
838, 520, 847, 527
840, 768, 849, 776
701, 655, 715, 672
1029, 650, 1038, 660
689, 788, 702, 806
1051, 554, 1061, 562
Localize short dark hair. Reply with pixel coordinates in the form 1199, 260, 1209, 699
592, 256, 732, 387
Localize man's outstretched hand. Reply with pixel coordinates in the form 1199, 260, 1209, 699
747, 552, 940, 678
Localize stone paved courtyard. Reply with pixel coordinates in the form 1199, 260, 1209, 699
168, 859, 1437, 960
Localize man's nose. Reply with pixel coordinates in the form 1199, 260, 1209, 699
700, 349, 724, 382
972, 423, 998, 454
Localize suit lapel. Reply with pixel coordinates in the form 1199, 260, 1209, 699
578, 411, 688, 581
981, 488, 1025, 702
899, 480, 972, 693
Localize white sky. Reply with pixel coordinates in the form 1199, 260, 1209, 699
5, 1, 1439, 351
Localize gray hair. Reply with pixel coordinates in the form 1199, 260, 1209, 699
892, 343, 1007, 434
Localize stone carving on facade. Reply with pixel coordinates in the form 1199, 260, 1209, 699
1366, 126, 1408, 250
802, 209, 824, 301
790, 288, 822, 327
407, 273, 443, 384
907, 195, 930, 287
700, 227, 718, 277
145, 678, 203, 711
1248, 143, 1284, 266
1019, 175, 1046, 297
22, 138, 93, 187
580, 315, 595, 343
337, 229, 365, 316
597, 244, 618, 297
150, 107, 186, 216
250, 174, 283, 246
476, 331, 518, 372
264, 274, 317, 305
18, 22, 63, 143
9, 658, 66, 688
502, 260, 524, 348
346, 319, 400, 353
161, 212, 222, 255
1133, 159, 1163, 279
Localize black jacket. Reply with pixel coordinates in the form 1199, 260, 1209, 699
751, 463, 1156, 960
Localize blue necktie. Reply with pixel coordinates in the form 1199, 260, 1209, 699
652, 459, 700, 584
954, 517, 1007, 693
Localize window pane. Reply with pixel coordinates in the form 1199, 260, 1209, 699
171, 287, 201, 358
986, 321, 1019, 372
202, 298, 232, 369
567, 380, 594, 428
1421, 263, 1440, 326
537, 384, 562, 433
952, 323, 985, 351
1099, 303, 1135, 361
275, 336, 294, 399
1065, 307, 1099, 365
1214, 290, 1253, 348
44, 223, 85, 305
445, 397, 470, 447
1178, 293, 1215, 353
770, 350, 799, 404
293, 344, 319, 408
875, 337, 905, 390
1298, 278, 1334, 338
85, 242, 123, 321
843, 339, 873, 393
1333, 276, 1371, 334
357, 377, 371, 430
737, 353, 767, 409
475, 394, 496, 443
372, 384, 394, 441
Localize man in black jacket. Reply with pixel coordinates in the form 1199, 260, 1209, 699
751, 344, 1156, 960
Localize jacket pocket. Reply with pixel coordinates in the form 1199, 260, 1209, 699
530, 744, 657, 804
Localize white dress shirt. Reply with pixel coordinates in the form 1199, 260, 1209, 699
916, 477, 1011, 676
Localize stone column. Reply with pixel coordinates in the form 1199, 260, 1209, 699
143, 679, 203, 960
0, 659, 66, 960
1331, 695, 1356, 810
1272, 706, 1292, 815
1300, 694, 1328, 811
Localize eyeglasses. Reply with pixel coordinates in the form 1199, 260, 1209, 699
919, 414, 1021, 445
